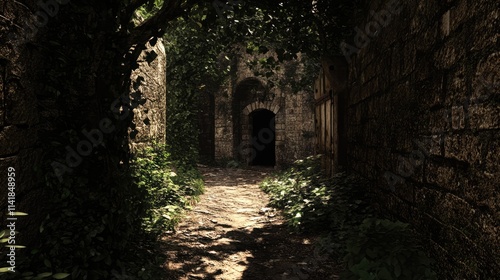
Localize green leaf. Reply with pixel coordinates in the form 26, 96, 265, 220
377, 267, 392, 279
52, 273, 71, 279
37, 272, 53, 278
394, 260, 402, 277
366, 248, 376, 259
0, 267, 13, 272
11, 212, 28, 216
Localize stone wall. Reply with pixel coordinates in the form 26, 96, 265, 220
284, 92, 316, 161
0, 2, 167, 253
343, 0, 499, 278
0, 0, 47, 249
129, 39, 167, 151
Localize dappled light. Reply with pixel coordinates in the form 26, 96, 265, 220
161, 167, 340, 280
0, 0, 497, 279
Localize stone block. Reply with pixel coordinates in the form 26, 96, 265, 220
469, 104, 500, 130
444, 133, 484, 164
441, 10, 451, 37
424, 161, 463, 192
484, 135, 500, 175
417, 135, 443, 157
472, 52, 499, 104
462, 172, 498, 212
411, 55, 434, 82
243, 106, 250, 115
471, 8, 499, 51
4, 80, 38, 126
272, 105, 280, 114
433, 34, 466, 69
451, 105, 466, 130
0, 126, 21, 155
450, 0, 470, 33
445, 64, 467, 106
434, 192, 476, 229
421, 108, 450, 134
402, 44, 416, 76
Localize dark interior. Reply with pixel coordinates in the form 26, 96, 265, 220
251, 109, 276, 166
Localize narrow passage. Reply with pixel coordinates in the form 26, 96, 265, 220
161, 166, 339, 280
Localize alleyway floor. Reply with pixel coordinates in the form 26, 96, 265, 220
161, 166, 340, 280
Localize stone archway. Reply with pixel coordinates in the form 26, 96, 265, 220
232, 78, 283, 166
242, 102, 280, 166
239, 101, 281, 166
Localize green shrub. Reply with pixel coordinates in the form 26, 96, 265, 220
260, 156, 438, 279
131, 142, 204, 236
0, 142, 204, 280
343, 218, 437, 280
260, 155, 372, 233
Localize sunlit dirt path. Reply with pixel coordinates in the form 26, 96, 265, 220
161, 166, 340, 280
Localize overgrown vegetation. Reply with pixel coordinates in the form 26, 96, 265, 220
0, 143, 203, 280
0, 0, 382, 279
164, 13, 230, 165
131, 143, 204, 236
260, 156, 437, 279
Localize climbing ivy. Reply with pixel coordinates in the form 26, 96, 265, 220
164, 11, 232, 165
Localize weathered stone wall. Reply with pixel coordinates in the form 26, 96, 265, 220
0, 0, 47, 249
214, 86, 234, 160
284, 92, 316, 161
343, 0, 499, 278
212, 47, 316, 166
129, 39, 167, 151
0, 3, 167, 255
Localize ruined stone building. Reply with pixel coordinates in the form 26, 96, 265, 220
0, 0, 498, 278
198, 48, 316, 167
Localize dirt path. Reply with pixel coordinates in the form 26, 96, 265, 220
161, 166, 340, 280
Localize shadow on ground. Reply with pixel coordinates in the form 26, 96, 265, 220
160, 167, 340, 280
161, 223, 339, 280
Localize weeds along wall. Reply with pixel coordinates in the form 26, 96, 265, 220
340, 0, 499, 278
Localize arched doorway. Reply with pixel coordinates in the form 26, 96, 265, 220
249, 109, 276, 166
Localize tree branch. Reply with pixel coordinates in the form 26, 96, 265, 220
122, 0, 150, 25
127, 0, 201, 47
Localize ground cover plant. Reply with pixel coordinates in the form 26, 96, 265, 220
131, 142, 205, 236
260, 156, 437, 279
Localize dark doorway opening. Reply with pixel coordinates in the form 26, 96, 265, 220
251, 109, 276, 166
